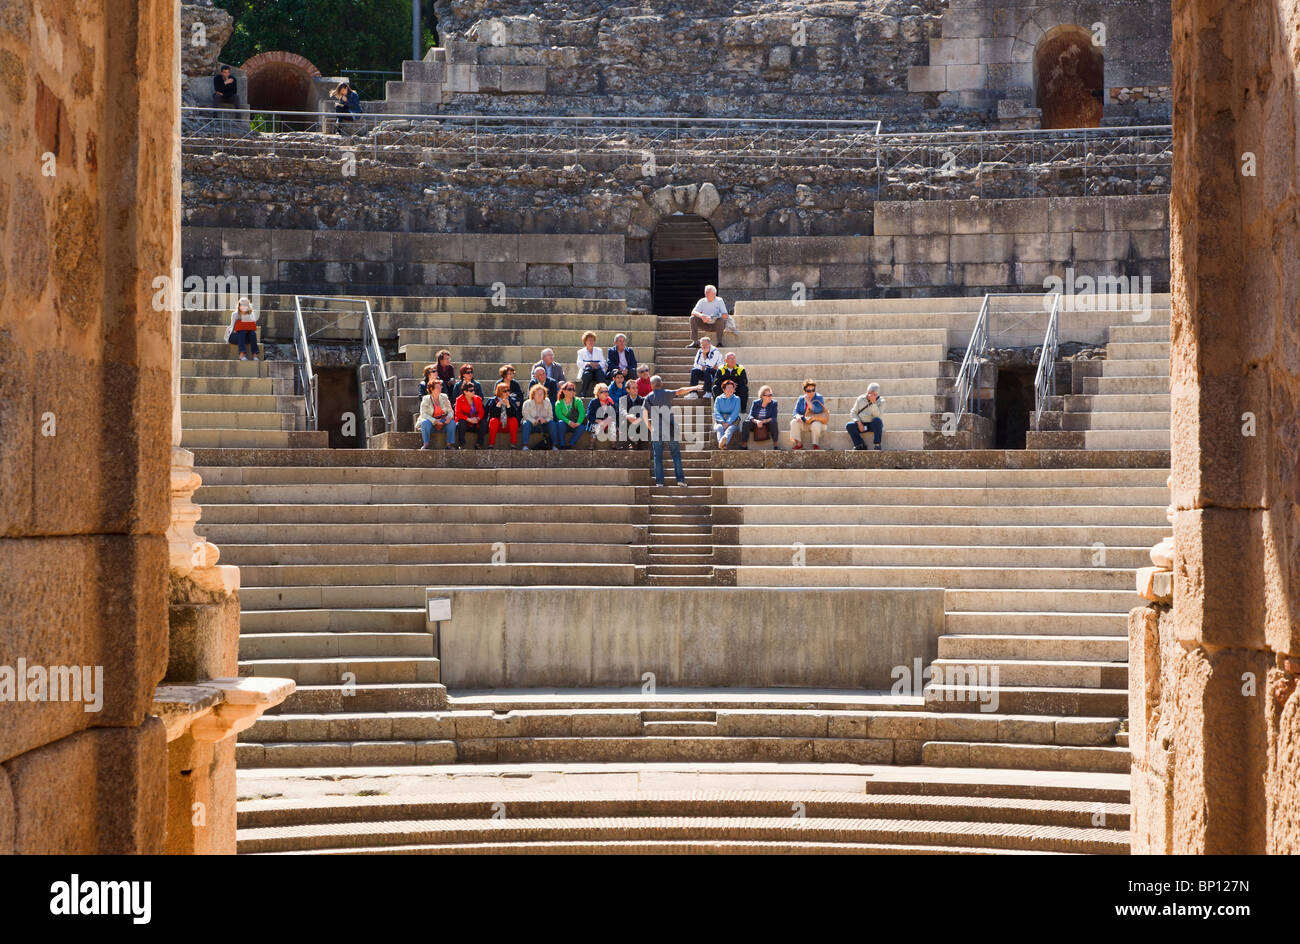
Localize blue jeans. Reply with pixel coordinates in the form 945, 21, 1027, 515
232, 329, 258, 355
559, 422, 586, 448
420, 418, 454, 446
521, 419, 559, 447
846, 417, 883, 448
651, 439, 683, 485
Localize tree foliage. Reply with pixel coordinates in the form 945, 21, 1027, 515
214, 0, 435, 76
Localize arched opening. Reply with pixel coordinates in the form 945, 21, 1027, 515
650, 215, 720, 317
1034, 27, 1104, 129
241, 52, 322, 129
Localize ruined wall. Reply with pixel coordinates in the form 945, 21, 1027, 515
1129, 0, 1300, 855
913, 0, 1171, 125
0, 0, 175, 851
388, 0, 957, 124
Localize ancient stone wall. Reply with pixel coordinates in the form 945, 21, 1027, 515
184, 194, 1168, 310
0, 0, 175, 852
1129, 0, 1300, 855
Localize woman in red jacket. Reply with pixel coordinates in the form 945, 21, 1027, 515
454, 383, 487, 449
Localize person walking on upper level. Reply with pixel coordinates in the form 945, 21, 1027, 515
688, 337, 723, 397
213, 65, 238, 105
846, 382, 886, 451
688, 285, 737, 347
576, 331, 608, 397
224, 296, 259, 361
533, 348, 567, 386
713, 379, 743, 450
521, 382, 560, 451
737, 385, 780, 450
790, 378, 828, 450
416, 377, 455, 450
606, 333, 637, 380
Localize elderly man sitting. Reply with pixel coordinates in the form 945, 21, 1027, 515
846, 382, 886, 451
687, 284, 739, 348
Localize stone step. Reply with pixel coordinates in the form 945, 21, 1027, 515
234, 562, 638, 588
1084, 429, 1171, 450
717, 343, 949, 364
930, 657, 1127, 689
938, 634, 1128, 661
922, 740, 1130, 774
1107, 323, 1171, 342
731, 564, 1136, 590
1083, 374, 1170, 395
240, 655, 442, 685
1099, 358, 1169, 378
236, 812, 1126, 855
197, 483, 640, 505
181, 393, 289, 412
181, 428, 330, 448
735, 503, 1167, 527
1082, 411, 1171, 430
721, 484, 1168, 506
944, 611, 1128, 636
946, 588, 1139, 613
645, 574, 716, 586
183, 410, 297, 431
720, 467, 1170, 487
398, 327, 657, 347
240, 631, 435, 660
274, 682, 449, 714
924, 685, 1128, 716
1106, 341, 1170, 359
1063, 393, 1170, 412
732, 523, 1167, 547
240, 607, 426, 634
217, 542, 642, 566
181, 375, 281, 395
197, 465, 646, 486
736, 544, 1150, 568
201, 502, 644, 525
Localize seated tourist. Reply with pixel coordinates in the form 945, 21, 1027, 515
530, 364, 559, 404
433, 350, 456, 390
790, 378, 828, 450
416, 378, 455, 450
521, 383, 560, 451
846, 382, 886, 451
454, 381, 487, 449
485, 382, 522, 448
688, 284, 737, 347
451, 363, 482, 401
634, 364, 653, 397
624, 382, 650, 450
498, 364, 524, 401
606, 333, 637, 380
737, 385, 780, 450
213, 65, 238, 105
609, 369, 630, 412
713, 351, 749, 411
576, 331, 608, 397
533, 348, 567, 385
418, 364, 437, 398
330, 81, 362, 133
587, 382, 620, 448
688, 337, 722, 397
713, 379, 743, 450
224, 296, 259, 361
554, 382, 588, 449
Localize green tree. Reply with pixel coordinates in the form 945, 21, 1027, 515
214, 0, 436, 76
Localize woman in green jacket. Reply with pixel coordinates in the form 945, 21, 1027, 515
554, 382, 588, 449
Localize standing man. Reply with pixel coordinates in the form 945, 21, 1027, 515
688, 337, 723, 398
846, 382, 886, 451
644, 375, 704, 487
688, 284, 738, 347
606, 333, 638, 379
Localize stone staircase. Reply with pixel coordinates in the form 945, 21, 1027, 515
180, 306, 326, 449
238, 778, 1130, 854
1079, 321, 1171, 450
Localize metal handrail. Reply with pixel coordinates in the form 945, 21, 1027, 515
952, 294, 991, 422
1032, 292, 1064, 429
291, 297, 319, 430
360, 300, 395, 428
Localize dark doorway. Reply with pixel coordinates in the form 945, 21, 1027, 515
1035, 27, 1104, 129
994, 365, 1036, 449
316, 366, 362, 448
651, 215, 720, 316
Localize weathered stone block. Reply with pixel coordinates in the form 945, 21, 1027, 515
907, 65, 946, 92
930, 38, 980, 66
474, 261, 527, 285
950, 233, 1013, 263
526, 263, 572, 286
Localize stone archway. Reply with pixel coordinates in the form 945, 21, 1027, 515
241, 51, 322, 122
1034, 26, 1104, 129
650, 215, 720, 317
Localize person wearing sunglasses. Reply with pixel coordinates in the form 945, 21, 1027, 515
790, 379, 827, 450
554, 382, 588, 449
452, 364, 483, 402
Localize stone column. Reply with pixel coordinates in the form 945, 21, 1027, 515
1130, 0, 1300, 854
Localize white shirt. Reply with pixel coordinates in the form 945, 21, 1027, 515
693, 347, 722, 371
576, 346, 607, 375
692, 297, 728, 321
